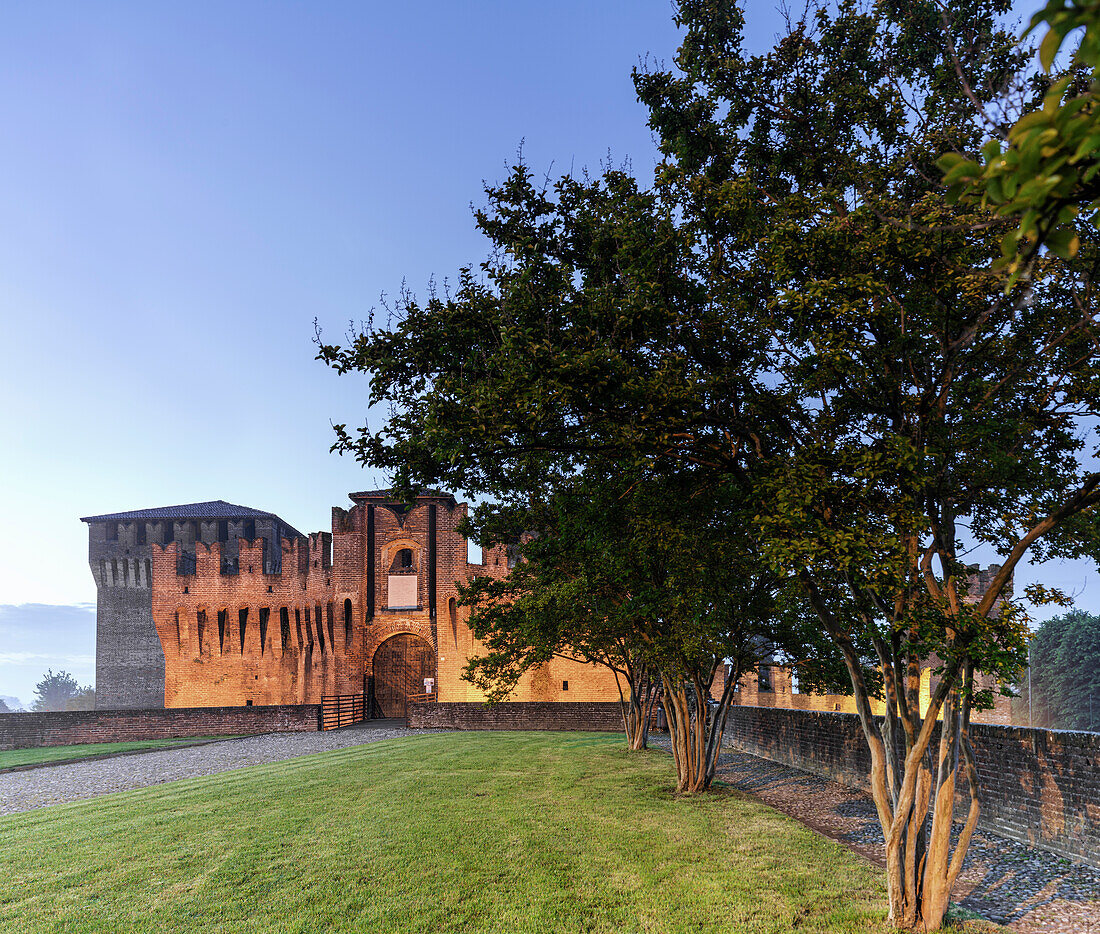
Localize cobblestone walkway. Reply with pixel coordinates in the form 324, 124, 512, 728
713, 747, 1100, 934
0, 721, 436, 816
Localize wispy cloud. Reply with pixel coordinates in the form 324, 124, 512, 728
0, 604, 97, 699
0, 652, 95, 666
0, 602, 96, 612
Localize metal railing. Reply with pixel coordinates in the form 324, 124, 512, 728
320, 692, 367, 730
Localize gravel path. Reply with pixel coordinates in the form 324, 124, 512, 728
709, 745, 1100, 934
0, 721, 439, 816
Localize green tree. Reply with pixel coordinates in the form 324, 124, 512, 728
634, 1, 1100, 927
317, 163, 827, 793
318, 1, 1100, 927
317, 166, 728, 496
1029, 609, 1100, 729
32, 670, 87, 712
940, 0, 1100, 281
458, 472, 663, 751
461, 462, 840, 789
64, 686, 96, 712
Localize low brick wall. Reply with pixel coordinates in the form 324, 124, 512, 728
408, 701, 624, 732
0, 704, 321, 750
724, 704, 1100, 868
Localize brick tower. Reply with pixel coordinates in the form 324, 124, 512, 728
84, 492, 621, 711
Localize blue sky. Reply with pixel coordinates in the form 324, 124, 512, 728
0, 1, 1089, 704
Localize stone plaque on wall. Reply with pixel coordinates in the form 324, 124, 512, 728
388, 574, 417, 608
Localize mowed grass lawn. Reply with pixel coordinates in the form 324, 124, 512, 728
0, 732, 895, 934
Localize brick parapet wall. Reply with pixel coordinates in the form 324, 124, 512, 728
408, 701, 624, 732
723, 705, 1100, 868
0, 704, 320, 750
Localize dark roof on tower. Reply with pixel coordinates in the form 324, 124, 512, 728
349, 488, 457, 507
80, 501, 304, 537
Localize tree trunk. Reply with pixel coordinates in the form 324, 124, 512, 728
623, 691, 647, 750
661, 671, 733, 794
800, 575, 983, 931
614, 664, 654, 751
869, 660, 979, 932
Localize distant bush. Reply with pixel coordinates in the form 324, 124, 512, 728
32, 670, 95, 712
1029, 611, 1100, 732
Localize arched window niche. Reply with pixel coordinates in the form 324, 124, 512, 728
384, 542, 419, 610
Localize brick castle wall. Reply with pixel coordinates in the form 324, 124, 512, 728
87, 521, 164, 709
734, 664, 1014, 725
87, 494, 623, 711
724, 705, 1100, 868
0, 705, 320, 750
153, 534, 360, 708
407, 701, 624, 731
147, 496, 620, 709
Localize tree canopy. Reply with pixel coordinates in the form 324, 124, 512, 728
941, 0, 1100, 280
319, 0, 1100, 928
1029, 609, 1100, 729
459, 459, 845, 786
634, 0, 1098, 926
32, 670, 93, 713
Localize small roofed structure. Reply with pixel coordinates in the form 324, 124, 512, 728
81, 500, 303, 538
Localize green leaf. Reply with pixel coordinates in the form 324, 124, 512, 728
1040, 27, 1063, 72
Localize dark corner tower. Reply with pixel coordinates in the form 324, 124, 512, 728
81, 500, 302, 710
81, 509, 161, 709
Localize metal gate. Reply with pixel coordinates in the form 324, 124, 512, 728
320, 692, 367, 730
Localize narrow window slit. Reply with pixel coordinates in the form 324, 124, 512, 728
259, 608, 270, 655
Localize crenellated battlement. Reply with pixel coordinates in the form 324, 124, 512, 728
154, 534, 337, 589
84, 492, 619, 713
92, 553, 154, 589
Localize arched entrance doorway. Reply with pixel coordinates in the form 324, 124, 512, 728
372, 633, 436, 718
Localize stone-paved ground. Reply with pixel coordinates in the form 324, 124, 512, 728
0, 721, 438, 816
712, 747, 1100, 933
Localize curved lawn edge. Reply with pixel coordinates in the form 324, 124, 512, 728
0, 732, 998, 933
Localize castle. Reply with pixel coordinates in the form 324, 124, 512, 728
82, 491, 620, 712
81, 494, 1017, 724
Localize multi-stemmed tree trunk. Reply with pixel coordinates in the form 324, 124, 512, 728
616, 665, 661, 751
803, 562, 1018, 931
661, 661, 741, 793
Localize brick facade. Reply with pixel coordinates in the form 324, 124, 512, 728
730, 565, 1018, 726
85, 493, 621, 711
724, 705, 1100, 868
0, 704, 320, 750
733, 663, 1015, 725
86, 522, 162, 708
407, 701, 624, 731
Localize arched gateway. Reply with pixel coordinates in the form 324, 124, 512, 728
372, 633, 436, 717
